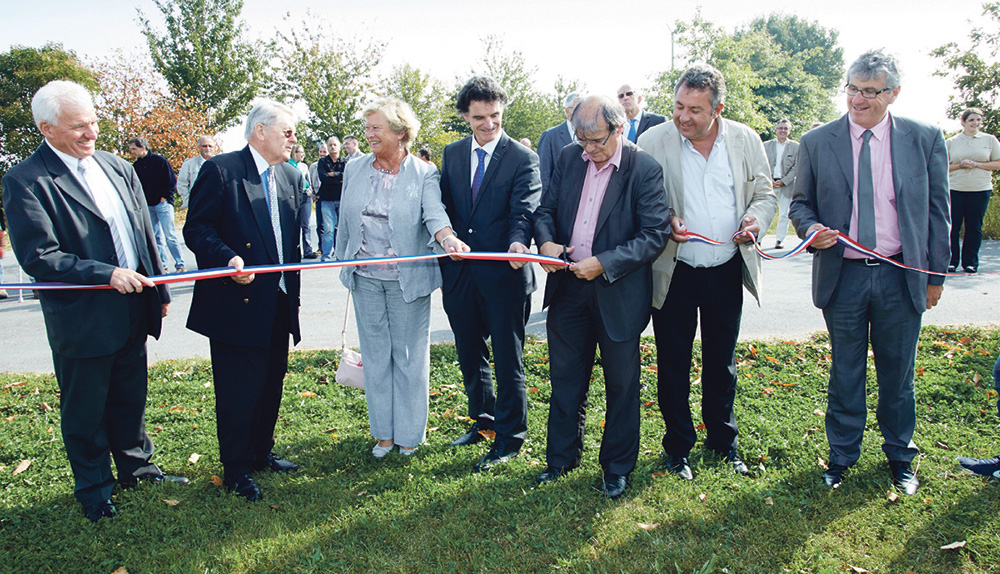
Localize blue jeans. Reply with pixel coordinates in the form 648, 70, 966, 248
320, 200, 340, 259
148, 200, 185, 270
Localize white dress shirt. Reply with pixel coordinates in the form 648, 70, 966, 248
470, 131, 503, 186
677, 127, 739, 268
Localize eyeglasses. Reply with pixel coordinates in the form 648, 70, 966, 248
617, 91, 634, 99
268, 126, 296, 138
844, 85, 892, 99
577, 130, 613, 148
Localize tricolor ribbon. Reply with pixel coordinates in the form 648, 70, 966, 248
0, 251, 569, 291
682, 229, 971, 277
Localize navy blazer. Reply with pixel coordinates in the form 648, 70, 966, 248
2, 144, 169, 358
790, 114, 950, 313
439, 133, 541, 302
184, 146, 303, 347
636, 112, 667, 139
537, 121, 574, 192
534, 140, 670, 342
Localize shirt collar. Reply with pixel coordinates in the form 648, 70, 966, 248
581, 135, 624, 171
247, 144, 271, 176
849, 112, 891, 143
46, 140, 94, 174
472, 130, 504, 156
680, 117, 727, 151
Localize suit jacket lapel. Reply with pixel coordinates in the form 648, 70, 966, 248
561, 153, 588, 236
452, 137, 473, 217
274, 166, 297, 259
830, 116, 855, 198
724, 120, 747, 204
595, 144, 628, 233
39, 145, 104, 221
241, 149, 280, 263
665, 126, 685, 216
92, 153, 156, 269
889, 114, 912, 198
472, 134, 507, 214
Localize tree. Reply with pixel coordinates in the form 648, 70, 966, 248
272, 13, 383, 149
0, 43, 98, 179
138, 0, 267, 131
379, 64, 456, 157
932, 2, 1000, 135
745, 14, 843, 92
91, 51, 211, 173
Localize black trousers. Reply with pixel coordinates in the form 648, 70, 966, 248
949, 189, 991, 269
442, 268, 530, 443
210, 292, 291, 478
52, 293, 159, 506
653, 255, 743, 457
544, 274, 641, 476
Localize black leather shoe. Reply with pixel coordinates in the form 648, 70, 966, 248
665, 454, 693, 480
889, 460, 919, 495
948, 265, 957, 273
255, 453, 299, 473
536, 466, 567, 484
722, 449, 750, 475
225, 473, 263, 501
119, 473, 191, 489
601, 473, 628, 499
84, 499, 117, 523
473, 439, 520, 472
450, 421, 491, 447
822, 464, 848, 489
303, 252, 319, 259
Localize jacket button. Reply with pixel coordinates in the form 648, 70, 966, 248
243, 298, 250, 304
246, 243, 251, 248
468, 228, 474, 234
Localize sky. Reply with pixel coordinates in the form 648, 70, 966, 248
2, 0, 988, 150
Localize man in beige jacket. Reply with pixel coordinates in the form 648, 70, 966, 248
637, 64, 775, 481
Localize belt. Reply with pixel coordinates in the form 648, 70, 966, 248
844, 253, 903, 266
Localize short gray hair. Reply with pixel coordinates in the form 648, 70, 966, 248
244, 100, 296, 141
31, 80, 94, 129
564, 92, 581, 108
128, 136, 150, 150
326, 136, 341, 147
362, 97, 421, 149
675, 64, 727, 109
846, 49, 902, 90
571, 95, 626, 135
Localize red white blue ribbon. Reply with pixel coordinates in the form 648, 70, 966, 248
0, 251, 569, 291
682, 229, 968, 277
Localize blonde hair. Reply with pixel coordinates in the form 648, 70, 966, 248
363, 97, 420, 149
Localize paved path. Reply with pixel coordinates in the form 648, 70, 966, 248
3, 232, 999, 374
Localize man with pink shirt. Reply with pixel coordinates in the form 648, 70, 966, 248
533, 95, 670, 499
790, 49, 950, 495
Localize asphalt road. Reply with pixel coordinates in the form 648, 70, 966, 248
3, 229, 999, 374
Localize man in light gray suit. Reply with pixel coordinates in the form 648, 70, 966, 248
790, 49, 949, 495
762, 119, 799, 249
536, 92, 580, 192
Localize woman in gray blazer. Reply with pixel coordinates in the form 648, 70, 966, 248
335, 97, 469, 457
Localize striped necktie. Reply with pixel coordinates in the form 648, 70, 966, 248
263, 167, 286, 292
78, 159, 131, 270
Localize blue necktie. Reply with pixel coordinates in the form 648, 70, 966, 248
628, 119, 637, 142
857, 130, 876, 249
472, 148, 486, 204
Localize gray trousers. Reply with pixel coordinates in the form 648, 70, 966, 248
822, 260, 922, 467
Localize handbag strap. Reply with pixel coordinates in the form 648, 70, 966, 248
341, 291, 352, 352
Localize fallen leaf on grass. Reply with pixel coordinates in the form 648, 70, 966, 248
203, 382, 212, 388
3, 416, 15, 422
643, 400, 655, 407
818, 457, 828, 470
169, 406, 186, 412
300, 391, 317, 397
477, 429, 497, 440
600, 421, 606, 428
940, 540, 966, 550
13, 460, 31, 475
765, 497, 774, 505
935, 441, 950, 450
960, 336, 973, 345
41, 402, 53, 411
695, 423, 706, 430
813, 409, 825, 417
210, 475, 223, 486
188, 453, 201, 464
529, 460, 540, 466
5, 381, 26, 388
111, 568, 129, 574
765, 356, 779, 363
887, 491, 899, 502
698, 493, 707, 502
154, 426, 163, 431
748, 345, 758, 359
528, 386, 540, 394
772, 381, 796, 387
429, 390, 442, 396
162, 499, 179, 506
973, 373, 984, 388
647, 365, 658, 373
848, 566, 868, 573
637, 523, 659, 531
761, 388, 773, 396
269, 505, 281, 511
652, 472, 666, 478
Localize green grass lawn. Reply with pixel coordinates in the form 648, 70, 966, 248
2, 327, 999, 573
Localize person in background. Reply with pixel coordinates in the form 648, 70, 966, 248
317, 136, 346, 261
343, 135, 363, 162
289, 144, 317, 259
946, 107, 1000, 273
763, 119, 799, 249
418, 148, 436, 169
537, 93, 581, 193
128, 137, 186, 273
177, 135, 216, 209
335, 97, 469, 459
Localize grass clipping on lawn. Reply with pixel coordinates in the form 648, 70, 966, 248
1, 326, 999, 574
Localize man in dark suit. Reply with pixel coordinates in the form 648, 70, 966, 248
537, 92, 581, 192
2, 80, 185, 523
534, 95, 670, 499
618, 84, 666, 143
790, 49, 950, 495
439, 76, 542, 472
184, 100, 304, 502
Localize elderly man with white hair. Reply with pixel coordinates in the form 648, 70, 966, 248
2, 80, 186, 523
184, 100, 305, 502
